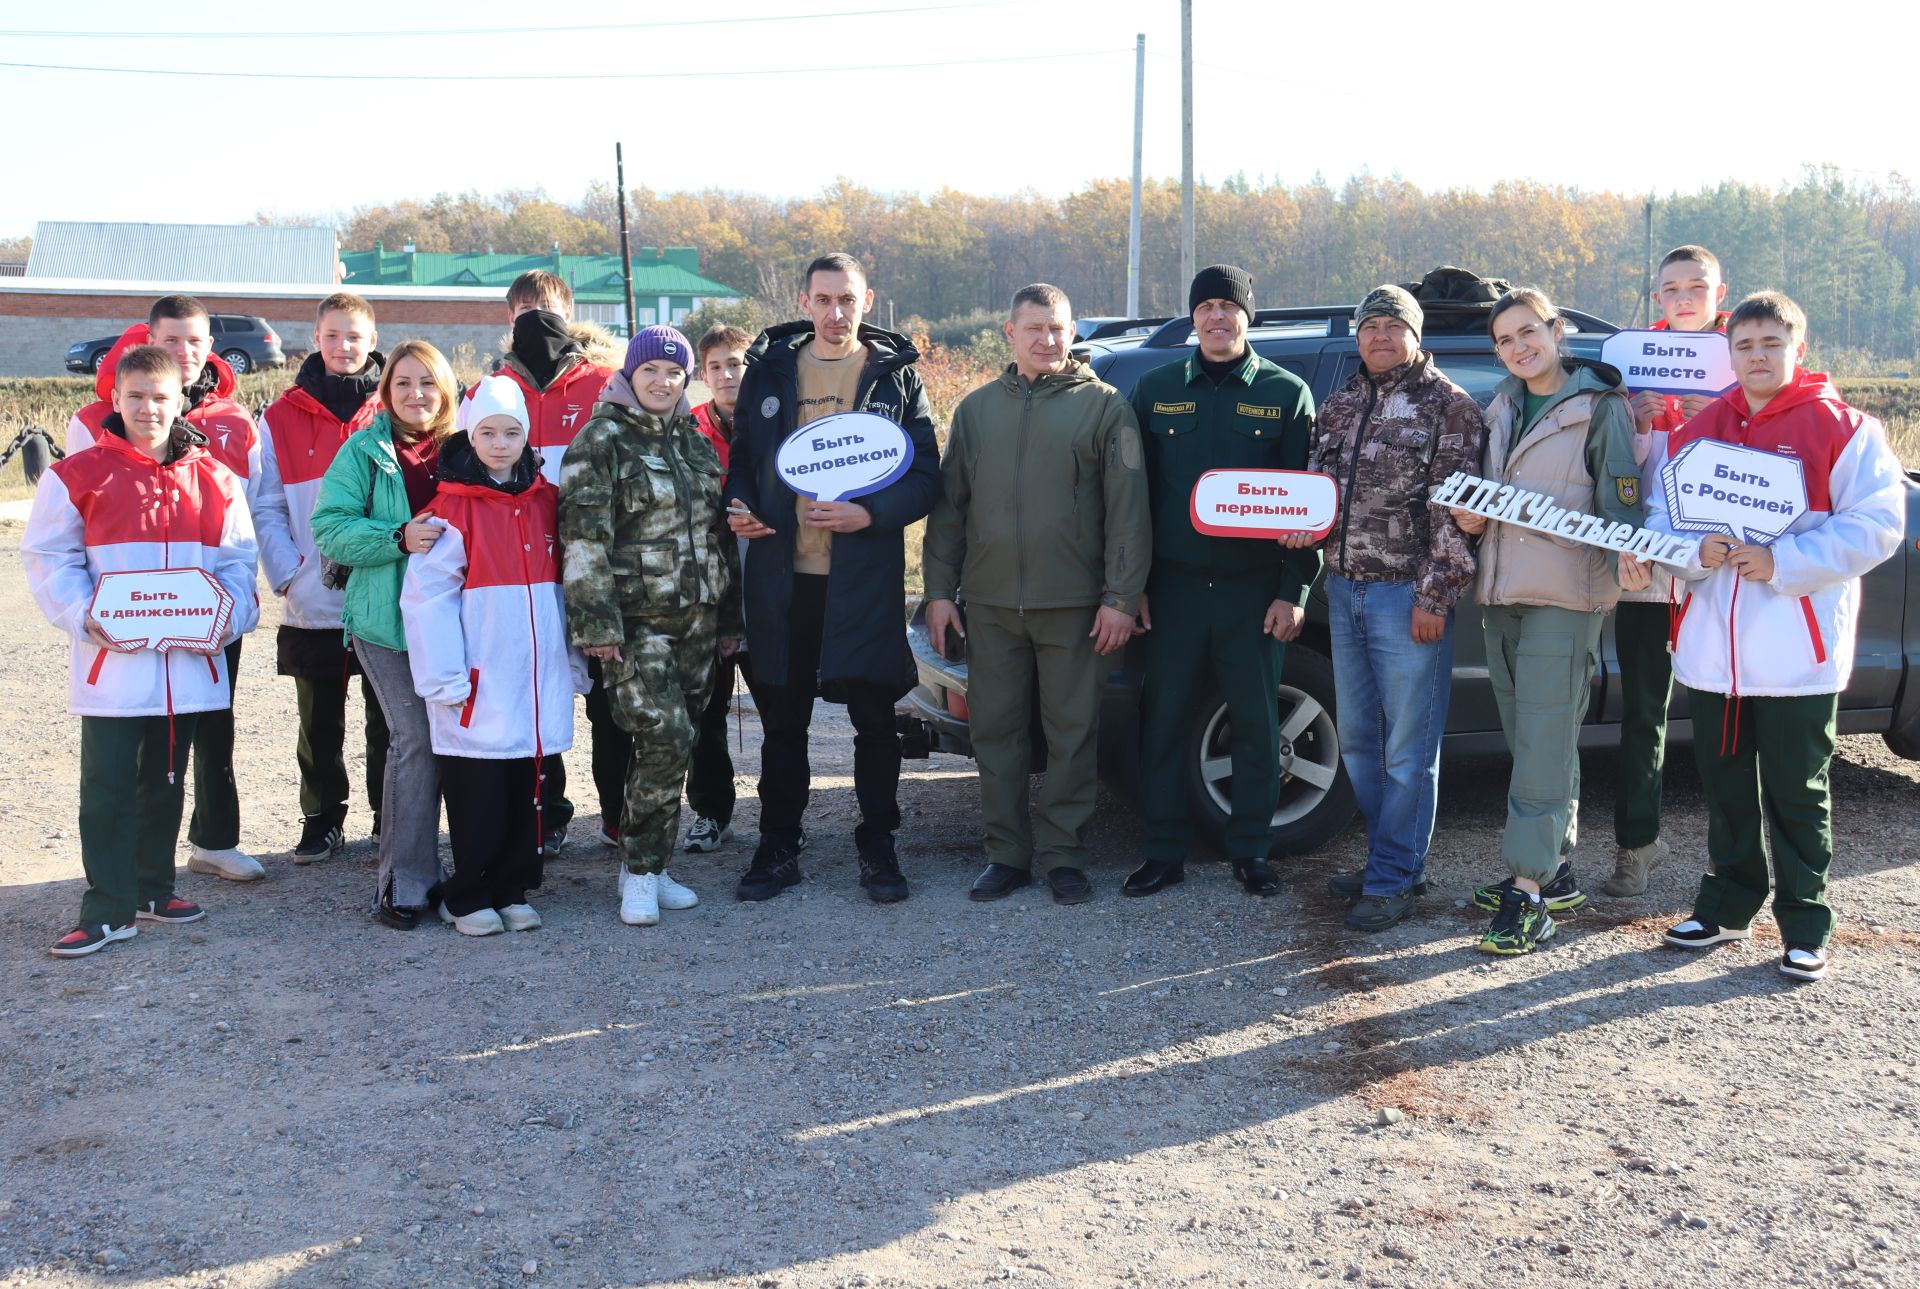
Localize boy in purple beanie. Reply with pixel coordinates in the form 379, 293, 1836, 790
558, 323, 745, 926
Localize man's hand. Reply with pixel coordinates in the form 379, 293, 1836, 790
402, 518, 442, 555
84, 619, 133, 653
1698, 533, 1736, 569
728, 498, 775, 539
1618, 552, 1653, 593
1135, 594, 1152, 633
1630, 390, 1666, 433
1729, 543, 1775, 583
1089, 605, 1135, 656
584, 643, 624, 663
1678, 394, 1714, 421
804, 501, 872, 533
1277, 531, 1319, 549
1264, 599, 1305, 643
1411, 606, 1447, 645
925, 598, 965, 660
719, 635, 745, 659
1449, 507, 1488, 536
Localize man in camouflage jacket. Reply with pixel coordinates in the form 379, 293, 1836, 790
559, 327, 744, 923
1304, 285, 1484, 932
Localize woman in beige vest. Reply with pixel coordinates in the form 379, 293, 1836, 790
1449, 288, 1642, 956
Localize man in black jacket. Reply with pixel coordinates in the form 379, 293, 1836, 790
724, 253, 942, 905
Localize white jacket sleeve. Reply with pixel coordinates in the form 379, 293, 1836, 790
20, 472, 97, 641
252, 411, 302, 594
1768, 420, 1906, 599
214, 474, 261, 643
65, 412, 95, 457
401, 519, 473, 706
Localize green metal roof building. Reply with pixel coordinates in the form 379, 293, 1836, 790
339, 244, 743, 332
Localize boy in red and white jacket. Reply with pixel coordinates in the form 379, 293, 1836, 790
465, 271, 623, 854
68, 295, 268, 884
402, 377, 587, 936
25, 346, 260, 957
1638, 292, 1904, 982
254, 292, 388, 863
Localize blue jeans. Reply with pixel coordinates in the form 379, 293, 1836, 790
1325, 575, 1454, 897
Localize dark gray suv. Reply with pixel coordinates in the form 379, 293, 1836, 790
66, 313, 285, 376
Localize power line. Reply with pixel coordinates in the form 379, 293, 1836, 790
0, 2, 1018, 39
0, 48, 1127, 83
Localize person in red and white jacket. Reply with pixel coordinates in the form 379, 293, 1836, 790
254, 292, 389, 863
24, 345, 260, 958
402, 376, 587, 936
1636, 291, 1904, 984
66, 295, 269, 884
461, 271, 623, 856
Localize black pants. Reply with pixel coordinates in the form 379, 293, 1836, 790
79, 712, 200, 925
186, 640, 242, 850
293, 671, 389, 823
686, 650, 752, 827
542, 664, 635, 834
440, 755, 543, 916
746, 574, 901, 850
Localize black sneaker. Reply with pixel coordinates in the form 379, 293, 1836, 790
1663, 918, 1751, 949
50, 922, 137, 958
858, 839, 910, 904
1477, 887, 1556, 956
541, 821, 570, 855
1471, 860, 1587, 914
292, 814, 344, 864
1326, 871, 1430, 902
736, 845, 803, 902
1779, 943, 1829, 982
136, 896, 206, 924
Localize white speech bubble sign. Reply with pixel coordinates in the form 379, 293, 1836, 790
1660, 438, 1808, 546
775, 410, 915, 502
1601, 328, 1736, 398
1189, 469, 1339, 539
89, 568, 236, 651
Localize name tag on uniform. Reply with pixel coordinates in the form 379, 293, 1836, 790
1236, 403, 1285, 419
1153, 401, 1196, 414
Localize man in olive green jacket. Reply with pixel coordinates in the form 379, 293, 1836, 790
924, 283, 1149, 905
1129, 265, 1320, 898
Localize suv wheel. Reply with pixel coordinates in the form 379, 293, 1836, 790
89, 348, 111, 374
221, 348, 252, 375
1182, 645, 1355, 856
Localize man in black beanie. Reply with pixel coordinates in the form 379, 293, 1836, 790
1125, 265, 1320, 898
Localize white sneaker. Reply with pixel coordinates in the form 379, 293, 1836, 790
619, 871, 660, 926
684, 816, 734, 852
187, 844, 265, 882
438, 903, 504, 937
498, 903, 542, 932
657, 870, 700, 910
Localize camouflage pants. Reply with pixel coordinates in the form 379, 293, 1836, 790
603, 604, 719, 874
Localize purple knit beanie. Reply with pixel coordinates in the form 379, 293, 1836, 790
624, 324, 693, 377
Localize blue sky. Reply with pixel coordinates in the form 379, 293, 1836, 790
2, 0, 1913, 240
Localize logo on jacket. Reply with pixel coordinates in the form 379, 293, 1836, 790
561, 405, 584, 429
1616, 476, 1639, 506
864, 400, 900, 423
761, 395, 780, 419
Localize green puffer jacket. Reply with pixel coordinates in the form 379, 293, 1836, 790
310, 413, 429, 652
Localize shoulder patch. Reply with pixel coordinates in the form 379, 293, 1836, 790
1120, 432, 1143, 472
1616, 476, 1639, 506
761, 395, 780, 419
1236, 403, 1285, 420
1153, 400, 1196, 415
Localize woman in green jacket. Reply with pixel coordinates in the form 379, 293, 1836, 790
311, 339, 456, 929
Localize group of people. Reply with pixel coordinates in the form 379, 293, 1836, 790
23, 245, 1904, 985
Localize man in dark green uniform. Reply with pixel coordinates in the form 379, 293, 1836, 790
1127, 265, 1320, 897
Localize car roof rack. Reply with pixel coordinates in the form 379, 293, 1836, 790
1141, 304, 1617, 347
1081, 315, 1174, 341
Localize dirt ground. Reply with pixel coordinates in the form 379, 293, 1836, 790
1, 521, 1917, 1289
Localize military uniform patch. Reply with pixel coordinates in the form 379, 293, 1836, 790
1616, 476, 1639, 506
1153, 401, 1197, 415
1236, 403, 1285, 419
761, 395, 780, 419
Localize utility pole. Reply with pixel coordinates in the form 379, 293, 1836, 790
1638, 194, 1654, 327
1180, 0, 1195, 289
1127, 32, 1145, 318
616, 142, 636, 335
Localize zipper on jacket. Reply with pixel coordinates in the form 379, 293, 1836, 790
1016, 384, 1034, 614
665, 428, 703, 603
1335, 378, 1379, 572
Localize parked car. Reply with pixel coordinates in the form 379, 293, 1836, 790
897, 298, 1920, 857
66, 313, 285, 376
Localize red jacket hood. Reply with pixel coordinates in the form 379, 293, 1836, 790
90, 322, 239, 403
1650, 311, 1731, 335
1723, 368, 1841, 426
433, 477, 557, 505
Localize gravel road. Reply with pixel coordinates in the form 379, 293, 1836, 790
1, 522, 1916, 1289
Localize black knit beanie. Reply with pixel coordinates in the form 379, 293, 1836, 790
1189, 264, 1255, 318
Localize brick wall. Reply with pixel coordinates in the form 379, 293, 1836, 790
0, 292, 510, 376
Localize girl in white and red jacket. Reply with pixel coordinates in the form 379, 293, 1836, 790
400, 377, 587, 936
1638, 292, 1905, 983
23, 345, 260, 958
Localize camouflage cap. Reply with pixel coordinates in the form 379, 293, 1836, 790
1356, 285, 1423, 339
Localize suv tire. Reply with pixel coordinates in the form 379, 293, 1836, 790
221, 348, 252, 375
1180, 644, 1355, 856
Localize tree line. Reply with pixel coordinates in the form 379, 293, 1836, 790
291, 165, 1920, 371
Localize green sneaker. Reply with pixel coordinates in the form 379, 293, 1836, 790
1470, 859, 1588, 914
1477, 887, 1557, 956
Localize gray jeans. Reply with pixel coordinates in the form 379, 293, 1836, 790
353, 636, 444, 910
